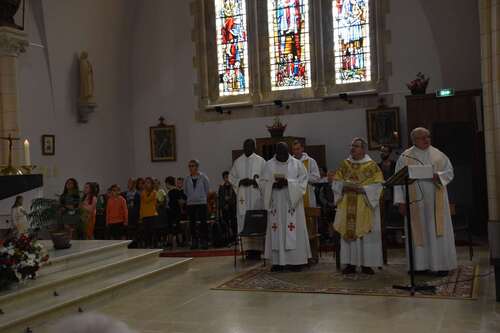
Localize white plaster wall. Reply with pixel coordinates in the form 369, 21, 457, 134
130, 0, 481, 189
17, 0, 135, 196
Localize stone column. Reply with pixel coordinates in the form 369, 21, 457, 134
0, 26, 28, 166
479, 0, 500, 301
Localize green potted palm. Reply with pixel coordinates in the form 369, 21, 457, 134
29, 198, 73, 249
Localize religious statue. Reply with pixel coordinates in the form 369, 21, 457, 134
79, 51, 95, 105
77, 51, 97, 123
0, 0, 22, 29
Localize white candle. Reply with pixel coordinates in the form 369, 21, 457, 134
24, 139, 31, 166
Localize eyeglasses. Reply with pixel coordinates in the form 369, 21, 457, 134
188, 165, 197, 168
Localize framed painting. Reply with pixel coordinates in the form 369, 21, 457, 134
41, 135, 55, 156
150, 118, 176, 162
366, 106, 401, 150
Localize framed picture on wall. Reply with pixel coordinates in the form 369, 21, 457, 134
366, 106, 401, 150
150, 117, 176, 162
41, 135, 55, 156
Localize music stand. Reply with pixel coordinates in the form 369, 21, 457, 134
384, 166, 436, 296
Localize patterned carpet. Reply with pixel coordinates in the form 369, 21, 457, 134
214, 258, 480, 299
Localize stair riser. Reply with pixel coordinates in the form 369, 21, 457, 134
0, 259, 191, 333
39, 243, 131, 277
0, 252, 160, 312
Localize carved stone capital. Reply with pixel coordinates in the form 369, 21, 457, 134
0, 27, 28, 56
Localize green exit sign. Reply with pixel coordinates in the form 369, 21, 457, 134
436, 88, 455, 98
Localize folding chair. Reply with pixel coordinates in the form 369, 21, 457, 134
234, 210, 267, 268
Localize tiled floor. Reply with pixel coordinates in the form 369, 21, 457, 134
42, 247, 499, 333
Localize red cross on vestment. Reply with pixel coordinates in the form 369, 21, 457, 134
272, 223, 278, 231
288, 223, 295, 232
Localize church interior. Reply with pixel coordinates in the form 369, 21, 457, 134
0, 0, 499, 332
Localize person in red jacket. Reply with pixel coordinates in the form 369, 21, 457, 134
106, 184, 128, 240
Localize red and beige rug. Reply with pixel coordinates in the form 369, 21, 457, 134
214, 259, 480, 299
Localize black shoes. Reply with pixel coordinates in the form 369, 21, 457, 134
407, 270, 449, 277
342, 265, 376, 275
434, 270, 449, 277
342, 264, 356, 275
271, 265, 285, 272
361, 266, 375, 275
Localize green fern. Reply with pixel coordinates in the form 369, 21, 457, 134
28, 198, 59, 229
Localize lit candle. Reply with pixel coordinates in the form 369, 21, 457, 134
24, 139, 31, 166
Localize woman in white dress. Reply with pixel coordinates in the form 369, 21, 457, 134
11, 195, 29, 235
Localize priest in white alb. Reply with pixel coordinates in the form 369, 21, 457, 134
292, 140, 321, 207
394, 127, 457, 276
333, 137, 384, 275
229, 139, 266, 258
263, 142, 312, 271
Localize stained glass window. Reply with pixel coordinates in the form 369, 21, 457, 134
267, 0, 311, 91
215, 0, 250, 96
332, 0, 371, 84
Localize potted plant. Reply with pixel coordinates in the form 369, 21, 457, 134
29, 198, 72, 250
266, 117, 287, 138
406, 72, 430, 95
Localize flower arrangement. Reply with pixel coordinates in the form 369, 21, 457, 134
0, 234, 49, 290
406, 72, 430, 95
266, 117, 287, 138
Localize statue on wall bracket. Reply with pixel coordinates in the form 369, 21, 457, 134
77, 51, 97, 123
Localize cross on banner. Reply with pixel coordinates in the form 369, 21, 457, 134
239, 198, 245, 204
288, 223, 295, 232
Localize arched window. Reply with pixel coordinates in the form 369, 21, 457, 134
332, 0, 371, 84
215, 0, 250, 96
267, 0, 312, 91
193, 0, 386, 117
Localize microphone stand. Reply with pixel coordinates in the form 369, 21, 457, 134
392, 152, 436, 295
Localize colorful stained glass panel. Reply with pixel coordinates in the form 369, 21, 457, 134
333, 0, 371, 84
268, 0, 311, 91
215, 0, 250, 96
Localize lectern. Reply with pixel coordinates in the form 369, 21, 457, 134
384, 166, 436, 295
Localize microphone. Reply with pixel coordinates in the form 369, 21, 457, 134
396, 152, 424, 165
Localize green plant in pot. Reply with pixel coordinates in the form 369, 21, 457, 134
29, 198, 73, 250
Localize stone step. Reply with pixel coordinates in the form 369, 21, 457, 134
38, 240, 132, 276
0, 248, 162, 311
0, 256, 191, 333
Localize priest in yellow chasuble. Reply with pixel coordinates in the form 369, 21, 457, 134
333, 137, 384, 275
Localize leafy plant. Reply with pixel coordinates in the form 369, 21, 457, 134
28, 198, 60, 231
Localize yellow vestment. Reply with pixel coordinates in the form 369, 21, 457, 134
334, 159, 383, 241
